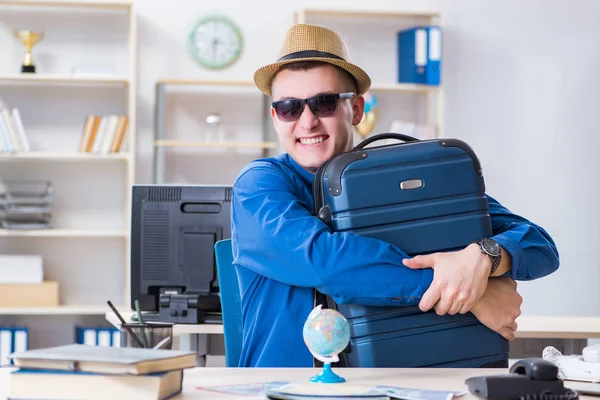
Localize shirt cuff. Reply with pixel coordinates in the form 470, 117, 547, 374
492, 233, 521, 280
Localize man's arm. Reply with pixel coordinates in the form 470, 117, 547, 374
399, 193, 560, 317
231, 161, 433, 306
487, 195, 560, 280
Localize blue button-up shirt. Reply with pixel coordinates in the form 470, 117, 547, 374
231, 153, 559, 367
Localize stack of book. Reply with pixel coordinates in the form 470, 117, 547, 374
78, 114, 129, 154
7, 344, 198, 399
0, 180, 53, 230
0, 108, 29, 153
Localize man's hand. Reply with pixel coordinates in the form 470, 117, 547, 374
470, 277, 522, 341
403, 243, 492, 315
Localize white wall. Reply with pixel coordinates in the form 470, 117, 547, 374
132, 0, 600, 317
1, 0, 592, 321
438, 0, 600, 317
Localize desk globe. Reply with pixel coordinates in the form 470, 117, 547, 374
302, 305, 350, 383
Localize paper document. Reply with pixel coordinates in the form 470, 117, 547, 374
197, 380, 468, 399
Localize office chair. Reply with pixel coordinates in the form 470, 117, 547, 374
214, 239, 243, 367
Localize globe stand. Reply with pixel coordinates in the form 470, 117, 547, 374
310, 363, 346, 384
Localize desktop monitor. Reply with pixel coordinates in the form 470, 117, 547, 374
130, 184, 231, 321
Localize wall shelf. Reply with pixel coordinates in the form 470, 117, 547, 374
156, 79, 254, 87
0, 74, 130, 86
370, 83, 440, 93
295, 8, 441, 20
0, 0, 132, 10
0, 229, 128, 238
153, 79, 272, 183
154, 140, 277, 150
0, 152, 130, 161
0, 305, 125, 315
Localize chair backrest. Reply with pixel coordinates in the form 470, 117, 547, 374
214, 239, 243, 367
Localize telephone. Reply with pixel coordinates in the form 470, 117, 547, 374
543, 344, 600, 383
465, 358, 579, 400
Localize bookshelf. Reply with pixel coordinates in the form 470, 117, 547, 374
294, 7, 444, 139
0, 151, 130, 160
0, 229, 127, 237
153, 79, 277, 184
0, 0, 132, 9
0, 305, 121, 315
0, 0, 136, 348
155, 140, 277, 150
0, 74, 130, 85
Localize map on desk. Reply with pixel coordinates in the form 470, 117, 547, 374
197, 381, 289, 396
197, 380, 468, 399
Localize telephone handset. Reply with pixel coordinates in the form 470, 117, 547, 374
465, 358, 579, 400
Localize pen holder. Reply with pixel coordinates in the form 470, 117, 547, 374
120, 322, 173, 349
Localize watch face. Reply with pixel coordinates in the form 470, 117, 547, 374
188, 15, 243, 70
482, 239, 501, 256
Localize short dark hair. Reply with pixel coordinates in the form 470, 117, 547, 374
272, 61, 358, 94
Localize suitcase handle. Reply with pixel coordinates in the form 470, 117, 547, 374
354, 133, 419, 149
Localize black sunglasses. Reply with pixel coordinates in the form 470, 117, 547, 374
272, 92, 356, 122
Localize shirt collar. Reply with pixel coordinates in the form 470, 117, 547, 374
283, 153, 316, 188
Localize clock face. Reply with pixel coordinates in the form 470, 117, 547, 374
188, 16, 243, 70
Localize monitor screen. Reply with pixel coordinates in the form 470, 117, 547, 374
130, 184, 231, 312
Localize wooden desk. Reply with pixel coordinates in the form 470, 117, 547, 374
516, 316, 600, 339
106, 313, 600, 341
106, 312, 600, 356
0, 367, 597, 399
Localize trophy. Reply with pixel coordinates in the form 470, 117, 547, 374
13, 30, 45, 73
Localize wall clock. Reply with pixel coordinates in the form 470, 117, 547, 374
188, 15, 243, 70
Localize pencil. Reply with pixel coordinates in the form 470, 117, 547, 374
135, 299, 149, 348
106, 300, 145, 348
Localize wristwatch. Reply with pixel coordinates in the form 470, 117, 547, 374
474, 238, 502, 275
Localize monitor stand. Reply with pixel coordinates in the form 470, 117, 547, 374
132, 311, 223, 325
157, 292, 222, 324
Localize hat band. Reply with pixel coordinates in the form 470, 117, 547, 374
278, 50, 345, 62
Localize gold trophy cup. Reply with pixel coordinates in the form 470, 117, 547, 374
13, 30, 45, 73
355, 109, 378, 138
354, 91, 378, 138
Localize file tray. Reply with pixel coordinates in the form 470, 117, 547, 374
0, 213, 52, 229
1, 203, 52, 215
0, 180, 54, 229
0, 180, 54, 206
331, 301, 509, 368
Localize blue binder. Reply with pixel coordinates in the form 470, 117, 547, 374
425, 26, 442, 85
397, 27, 427, 84
75, 326, 120, 347
0, 327, 28, 366
397, 26, 442, 86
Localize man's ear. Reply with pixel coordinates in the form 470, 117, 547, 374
351, 94, 366, 126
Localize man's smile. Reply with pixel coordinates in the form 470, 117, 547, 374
297, 135, 329, 146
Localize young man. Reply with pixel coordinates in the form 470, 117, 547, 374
231, 24, 559, 367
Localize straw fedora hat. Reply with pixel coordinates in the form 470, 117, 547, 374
254, 23, 371, 96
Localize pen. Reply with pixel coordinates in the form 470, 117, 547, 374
106, 300, 145, 348
153, 336, 172, 350
135, 299, 149, 348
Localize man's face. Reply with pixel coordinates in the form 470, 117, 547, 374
270, 65, 365, 173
